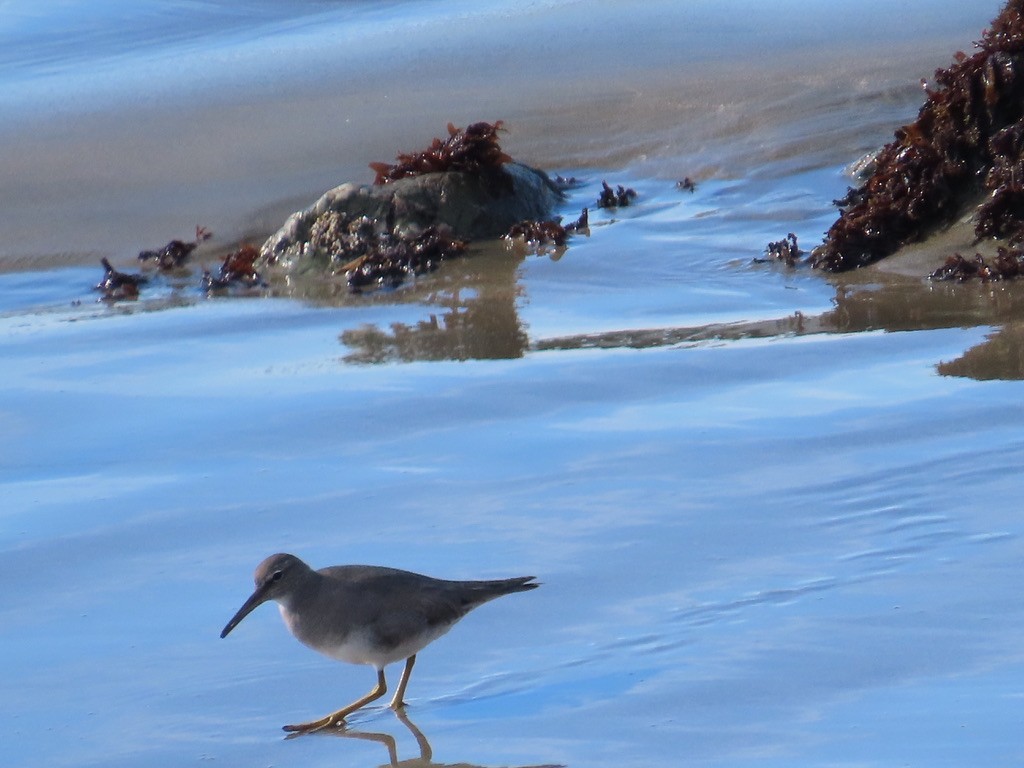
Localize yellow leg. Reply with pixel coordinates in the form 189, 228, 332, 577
283, 669, 387, 733
389, 655, 416, 710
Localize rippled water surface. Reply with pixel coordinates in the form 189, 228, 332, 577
2, 2, 1023, 767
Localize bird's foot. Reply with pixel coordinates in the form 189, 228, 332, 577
282, 714, 346, 734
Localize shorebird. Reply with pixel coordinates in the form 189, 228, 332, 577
221, 552, 538, 732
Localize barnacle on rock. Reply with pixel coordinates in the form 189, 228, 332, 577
340, 224, 467, 291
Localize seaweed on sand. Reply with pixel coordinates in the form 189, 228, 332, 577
138, 226, 212, 270
202, 244, 266, 292
812, 0, 1024, 272
96, 258, 147, 301
597, 181, 637, 208
929, 246, 1024, 281
757, 233, 803, 267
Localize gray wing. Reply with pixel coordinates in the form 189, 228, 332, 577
321, 565, 536, 652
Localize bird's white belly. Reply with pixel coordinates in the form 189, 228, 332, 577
280, 603, 453, 668
326, 624, 454, 667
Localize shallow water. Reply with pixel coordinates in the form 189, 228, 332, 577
3, 2, 1023, 767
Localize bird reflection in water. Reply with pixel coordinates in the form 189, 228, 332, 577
291, 708, 562, 768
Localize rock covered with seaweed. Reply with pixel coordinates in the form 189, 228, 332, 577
806, 0, 1024, 273
260, 121, 563, 287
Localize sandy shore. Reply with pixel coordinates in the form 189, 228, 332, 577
0, 2, 994, 266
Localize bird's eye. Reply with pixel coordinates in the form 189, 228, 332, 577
271, 570, 284, 582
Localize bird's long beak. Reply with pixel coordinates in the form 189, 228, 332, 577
220, 582, 271, 639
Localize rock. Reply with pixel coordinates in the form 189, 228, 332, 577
260, 161, 563, 269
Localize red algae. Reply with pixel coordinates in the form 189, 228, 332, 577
596, 181, 637, 209
929, 246, 1024, 281
759, 233, 802, 267
811, 0, 1024, 272
96, 257, 147, 301
202, 244, 265, 292
505, 208, 589, 251
369, 121, 511, 185
138, 226, 212, 271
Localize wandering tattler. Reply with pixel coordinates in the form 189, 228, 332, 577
221, 552, 538, 732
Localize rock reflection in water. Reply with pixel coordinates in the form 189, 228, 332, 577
531, 276, 1024, 381
338, 241, 529, 364
333, 253, 1024, 378
937, 322, 1024, 379
330, 236, 1024, 379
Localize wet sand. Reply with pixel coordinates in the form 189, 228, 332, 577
0, 1, 995, 263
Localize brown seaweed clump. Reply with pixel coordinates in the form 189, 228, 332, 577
553, 174, 584, 190
96, 258, 147, 300
369, 121, 512, 186
202, 244, 266, 292
96, 235, 264, 301
597, 181, 637, 208
138, 226, 211, 270
505, 208, 589, 250
757, 233, 803, 267
929, 246, 1024, 281
812, 0, 1024, 271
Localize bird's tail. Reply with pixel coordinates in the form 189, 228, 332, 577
463, 576, 539, 606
